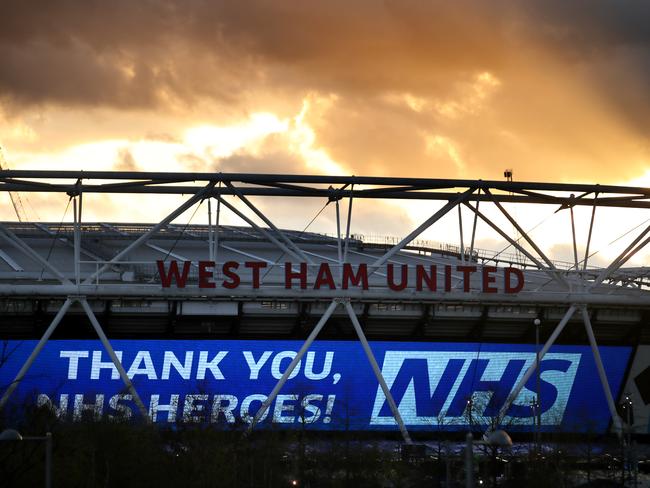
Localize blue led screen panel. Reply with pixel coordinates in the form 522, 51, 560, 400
0, 340, 631, 433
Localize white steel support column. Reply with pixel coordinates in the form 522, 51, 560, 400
226, 182, 314, 265
599, 234, 650, 287
214, 192, 221, 264
0, 298, 73, 409
583, 195, 598, 272
488, 305, 577, 433
463, 202, 567, 289
336, 199, 343, 283
591, 224, 650, 288
370, 188, 475, 273
463, 201, 538, 265
73, 195, 82, 288
0, 248, 22, 271
343, 185, 354, 264
468, 189, 480, 261
0, 224, 72, 285
569, 201, 579, 272
486, 189, 570, 288
208, 199, 214, 262
84, 182, 216, 284
580, 306, 623, 436
249, 300, 339, 430
458, 201, 465, 261
216, 196, 308, 264
79, 299, 150, 421
344, 301, 413, 444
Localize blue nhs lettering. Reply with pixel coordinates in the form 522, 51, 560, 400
371, 351, 581, 426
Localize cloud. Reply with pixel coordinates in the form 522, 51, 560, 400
547, 242, 610, 269
0, 0, 648, 185
114, 148, 138, 171
217, 150, 305, 175
2, 1, 648, 107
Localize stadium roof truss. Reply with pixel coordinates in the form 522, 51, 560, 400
2, 170, 650, 441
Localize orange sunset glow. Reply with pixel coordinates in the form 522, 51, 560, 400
1, 1, 649, 264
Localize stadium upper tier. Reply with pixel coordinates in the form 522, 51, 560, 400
0, 221, 648, 344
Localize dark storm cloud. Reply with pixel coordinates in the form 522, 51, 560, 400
517, 0, 650, 134
115, 147, 138, 171
217, 151, 306, 175
1, 0, 649, 181
0, 0, 255, 109
523, 0, 650, 51
1, 0, 647, 106
0, 41, 158, 108
174, 146, 308, 174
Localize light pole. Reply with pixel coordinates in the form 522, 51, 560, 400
533, 317, 541, 450
621, 393, 636, 486
0, 428, 52, 488
465, 430, 513, 488
467, 394, 474, 433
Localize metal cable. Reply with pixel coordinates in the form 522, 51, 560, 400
492, 211, 555, 262
39, 197, 72, 280
261, 199, 332, 280
160, 199, 204, 262
584, 216, 650, 264
467, 339, 484, 431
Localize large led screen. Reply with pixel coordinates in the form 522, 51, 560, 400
0, 340, 631, 433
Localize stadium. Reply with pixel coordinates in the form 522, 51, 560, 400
1, 171, 650, 486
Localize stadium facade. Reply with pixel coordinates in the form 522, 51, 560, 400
0, 171, 649, 444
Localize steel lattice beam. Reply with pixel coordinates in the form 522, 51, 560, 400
0, 171, 650, 208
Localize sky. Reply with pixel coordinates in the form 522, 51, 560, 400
1, 0, 649, 265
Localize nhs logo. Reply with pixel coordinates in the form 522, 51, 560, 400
371, 351, 581, 427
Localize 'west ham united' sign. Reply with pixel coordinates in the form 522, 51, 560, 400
157, 260, 526, 293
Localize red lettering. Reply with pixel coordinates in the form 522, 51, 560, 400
444, 265, 452, 292
504, 267, 524, 293
314, 263, 336, 289
387, 264, 408, 291
199, 261, 216, 289
342, 263, 368, 290
482, 266, 497, 293
416, 264, 437, 291
285, 262, 307, 289
222, 261, 240, 289
157, 260, 191, 288
245, 261, 267, 289
457, 265, 477, 292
